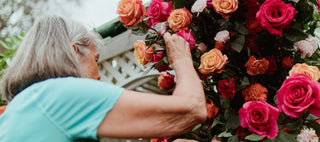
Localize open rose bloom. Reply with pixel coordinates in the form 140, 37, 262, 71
117, 0, 147, 27
276, 73, 320, 118
239, 100, 279, 139
256, 0, 295, 37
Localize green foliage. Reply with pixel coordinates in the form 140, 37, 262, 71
245, 134, 264, 141
0, 32, 23, 105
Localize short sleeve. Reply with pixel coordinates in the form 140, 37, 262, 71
35, 77, 124, 140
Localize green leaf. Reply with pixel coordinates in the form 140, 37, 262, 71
244, 134, 264, 141
218, 131, 233, 138
276, 132, 298, 142
226, 110, 240, 130
235, 21, 249, 35
230, 34, 245, 53
228, 135, 239, 142
286, 119, 303, 131
283, 28, 308, 43
212, 119, 224, 128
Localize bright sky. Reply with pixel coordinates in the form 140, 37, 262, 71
48, 0, 150, 29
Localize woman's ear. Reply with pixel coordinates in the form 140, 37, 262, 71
72, 43, 79, 53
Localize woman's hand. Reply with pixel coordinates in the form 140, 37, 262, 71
163, 32, 192, 70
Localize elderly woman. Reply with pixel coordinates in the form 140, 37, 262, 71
0, 15, 206, 141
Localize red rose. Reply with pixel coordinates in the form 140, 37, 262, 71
266, 55, 277, 75
281, 57, 294, 69
147, 0, 173, 26
256, 0, 296, 37
242, 83, 268, 102
206, 99, 219, 118
239, 100, 279, 139
150, 138, 168, 142
158, 72, 175, 90
276, 73, 320, 118
218, 78, 236, 99
245, 56, 270, 76
152, 52, 170, 72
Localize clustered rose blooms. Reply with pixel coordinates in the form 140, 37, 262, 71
206, 99, 219, 118
212, 0, 239, 19
158, 72, 175, 91
256, 0, 295, 37
198, 48, 228, 75
289, 63, 320, 82
245, 56, 270, 76
239, 100, 280, 139
276, 73, 320, 118
167, 7, 193, 32
242, 83, 268, 102
147, 0, 173, 26
134, 40, 154, 67
117, 0, 147, 27
294, 35, 319, 58
176, 29, 196, 50
218, 78, 236, 99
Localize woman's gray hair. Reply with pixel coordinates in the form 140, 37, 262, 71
1, 15, 102, 101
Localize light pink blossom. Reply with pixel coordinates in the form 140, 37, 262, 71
191, 0, 207, 16
214, 30, 230, 43
294, 35, 318, 58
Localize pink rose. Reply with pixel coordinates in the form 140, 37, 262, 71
294, 35, 318, 58
176, 29, 196, 50
256, 0, 295, 37
147, 0, 173, 26
214, 30, 230, 43
318, 0, 320, 13
197, 42, 208, 53
218, 78, 236, 99
191, 0, 207, 15
239, 100, 279, 139
152, 52, 170, 72
158, 72, 175, 90
276, 73, 320, 118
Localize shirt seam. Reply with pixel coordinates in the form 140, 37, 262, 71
33, 92, 72, 139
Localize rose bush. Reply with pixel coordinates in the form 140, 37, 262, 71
239, 100, 280, 139
116, 0, 320, 141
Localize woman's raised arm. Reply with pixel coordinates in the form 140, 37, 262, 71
97, 33, 207, 139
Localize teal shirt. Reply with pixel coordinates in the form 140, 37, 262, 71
0, 77, 124, 142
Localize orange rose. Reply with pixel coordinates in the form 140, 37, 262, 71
212, 0, 239, 19
167, 7, 193, 32
242, 83, 268, 102
289, 63, 320, 81
206, 99, 219, 118
198, 48, 228, 75
245, 56, 270, 76
0, 105, 6, 115
134, 40, 154, 67
158, 72, 175, 91
117, 0, 147, 27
